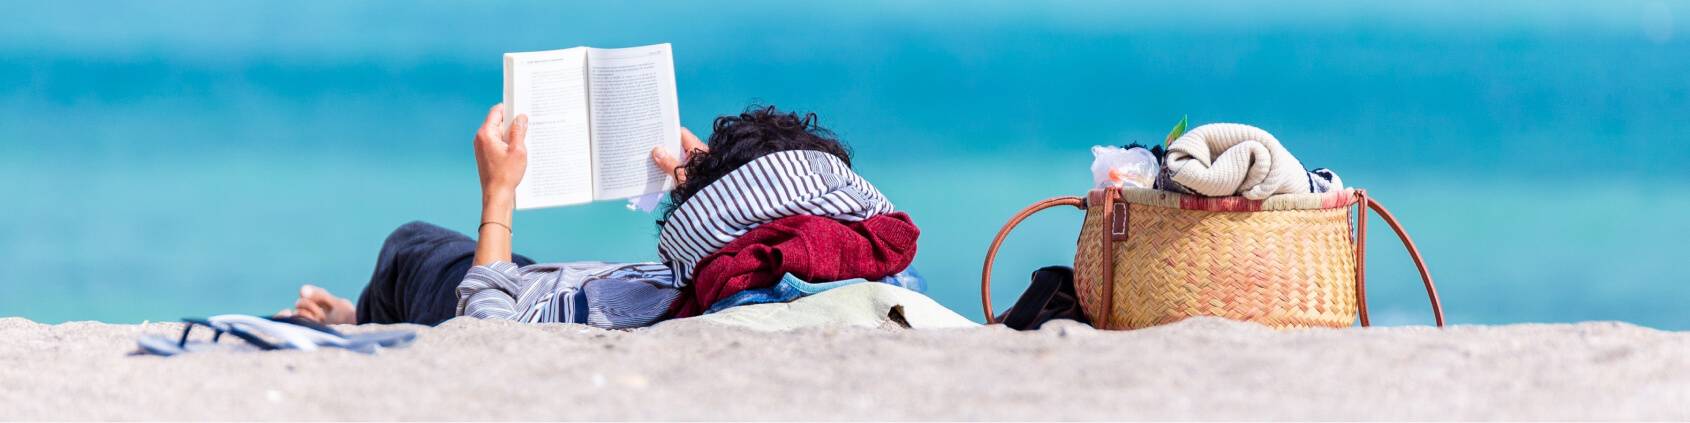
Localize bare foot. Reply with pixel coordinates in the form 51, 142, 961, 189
281, 284, 357, 325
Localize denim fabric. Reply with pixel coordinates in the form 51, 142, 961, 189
704, 268, 925, 314
356, 221, 537, 325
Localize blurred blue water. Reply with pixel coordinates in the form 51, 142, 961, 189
2, 1, 1686, 328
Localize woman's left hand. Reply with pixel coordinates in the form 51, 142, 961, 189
652, 127, 708, 185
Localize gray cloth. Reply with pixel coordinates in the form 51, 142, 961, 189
457, 261, 679, 329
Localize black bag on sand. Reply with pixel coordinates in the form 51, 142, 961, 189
996, 266, 1091, 331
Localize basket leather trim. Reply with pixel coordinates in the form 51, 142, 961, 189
1117, 187, 1359, 212
1109, 202, 1129, 241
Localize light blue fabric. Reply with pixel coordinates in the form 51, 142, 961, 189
458, 261, 679, 329
704, 269, 925, 314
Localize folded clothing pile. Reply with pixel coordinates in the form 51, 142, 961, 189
677, 213, 920, 317
660, 149, 920, 317
1097, 122, 1342, 199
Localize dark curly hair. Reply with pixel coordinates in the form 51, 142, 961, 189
659, 105, 853, 225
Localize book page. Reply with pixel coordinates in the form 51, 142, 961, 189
586, 43, 681, 201
505, 48, 593, 210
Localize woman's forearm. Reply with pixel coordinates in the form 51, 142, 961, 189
473, 191, 515, 266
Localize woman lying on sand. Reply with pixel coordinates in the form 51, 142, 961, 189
284, 105, 919, 327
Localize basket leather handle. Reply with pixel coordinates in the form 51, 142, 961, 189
1355, 189, 1446, 327
980, 196, 1087, 323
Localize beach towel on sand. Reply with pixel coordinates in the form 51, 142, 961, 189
1164, 123, 1319, 200
661, 283, 975, 331
136, 315, 415, 356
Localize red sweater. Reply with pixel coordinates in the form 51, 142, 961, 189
672, 212, 920, 317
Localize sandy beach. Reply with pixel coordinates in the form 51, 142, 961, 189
0, 316, 1684, 420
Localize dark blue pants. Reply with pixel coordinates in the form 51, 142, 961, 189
355, 221, 536, 325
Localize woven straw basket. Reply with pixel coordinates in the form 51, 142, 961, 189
981, 187, 1444, 330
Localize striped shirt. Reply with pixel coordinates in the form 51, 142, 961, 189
657, 150, 894, 284
456, 261, 678, 329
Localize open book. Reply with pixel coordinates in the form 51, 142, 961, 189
503, 43, 681, 210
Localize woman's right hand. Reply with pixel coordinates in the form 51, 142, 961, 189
474, 104, 528, 201
472, 104, 525, 265
652, 127, 708, 185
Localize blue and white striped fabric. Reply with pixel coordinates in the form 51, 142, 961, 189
456, 261, 678, 329
657, 150, 894, 284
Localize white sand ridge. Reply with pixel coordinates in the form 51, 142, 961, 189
0, 314, 1685, 420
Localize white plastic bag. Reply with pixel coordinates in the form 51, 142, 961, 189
1090, 146, 1159, 189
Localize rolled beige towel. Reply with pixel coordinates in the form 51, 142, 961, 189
1164, 123, 1312, 200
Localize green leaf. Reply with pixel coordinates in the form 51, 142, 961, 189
1164, 115, 1188, 145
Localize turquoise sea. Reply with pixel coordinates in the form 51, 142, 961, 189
3, 1, 1687, 328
